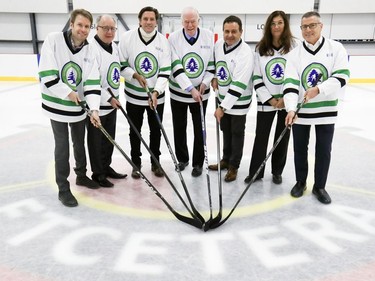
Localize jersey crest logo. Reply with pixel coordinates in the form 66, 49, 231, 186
61, 61, 82, 91
182, 52, 204, 79
266, 57, 286, 85
302, 63, 327, 90
215, 61, 232, 86
107, 62, 121, 89
135, 52, 158, 79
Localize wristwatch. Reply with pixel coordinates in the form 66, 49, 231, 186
219, 105, 226, 112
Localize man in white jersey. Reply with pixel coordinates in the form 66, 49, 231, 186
118, 6, 171, 179
208, 15, 254, 182
168, 7, 215, 177
87, 15, 127, 188
39, 9, 102, 207
284, 11, 350, 204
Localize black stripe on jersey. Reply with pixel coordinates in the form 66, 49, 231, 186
283, 88, 299, 96
173, 69, 185, 78
45, 78, 60, 88
169, 87, 210, 98
100, 105, 114, 111
42, 103, 85, 116
334, 76, 347, 88
254, 82, 265, 90
207, 69, 215, 74
228, 89, 242, 98
125, 90, 149, 101
158, 73, 170, 79
298, 111, 338, 119
219, 103, 250, 110
84, 90, 101, 97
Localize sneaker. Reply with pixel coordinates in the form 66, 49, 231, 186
58, 190, 78, 207
208, 160, 229, 171
76, 176, 100, 189
191, 165, 203, 177
224, 166, 238, 182
176, 161, 189, 171
151, 164, 164, 177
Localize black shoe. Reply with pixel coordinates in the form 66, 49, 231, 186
151, 165, 164, 177
106, 167, 127, 179
131, 165, 141, 179
312, 188, 332, 204
58, 190, 78, 207
176, 161, 189, 171
272, 174, 282, 184
244, 175, 262, 184
290, 181, 307, 198
76, 176, 100, 189
191, 165, 202, 177
92, 174, 114, 188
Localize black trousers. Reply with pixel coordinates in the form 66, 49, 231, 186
171, 99, 207, 167
292, 123, 335, 189
50, 119, 87, 192
126, 101, 164, 167
220, 113, 247, 169
248, 110, 290, 178
87, 109, 117, 177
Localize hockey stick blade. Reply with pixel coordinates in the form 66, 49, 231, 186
79, 102, 203, 229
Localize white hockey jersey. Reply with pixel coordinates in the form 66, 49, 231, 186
90, 35, 121, 117
39, 31, 101, 123
253, 41, 297, 112
118, 28, 171, 106
168, 28, 215, 103
283, 37, 350, 125
214, 39, 254, 115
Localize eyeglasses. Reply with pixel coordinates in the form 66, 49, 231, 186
300, 22, 321, 30
98, 26, 117, 32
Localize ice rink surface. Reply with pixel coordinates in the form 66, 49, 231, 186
0, 82, 374, 281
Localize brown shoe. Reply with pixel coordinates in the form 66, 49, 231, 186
151, 164, 164, 177
208, 160, 229, 171
224, 166, 238, 182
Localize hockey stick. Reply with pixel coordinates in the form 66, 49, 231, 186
209, 73, 322, 230
145, 86, 205, 225
107, 88, 202, 226
198, 99, 213, 224
203, 95, 223, 231
79, 102, 202, 229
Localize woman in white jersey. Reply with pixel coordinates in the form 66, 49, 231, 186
244, 10, 297, 185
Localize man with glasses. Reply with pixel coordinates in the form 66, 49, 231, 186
39, 9, 102, 207
168, 7, 215, 177
283, 11, 350, 204
87, 15, 127, 188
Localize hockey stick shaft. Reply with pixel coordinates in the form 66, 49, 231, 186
145, 86, 205, 225
199, 100, 213, 221
107, 88, 199, 222
80, 102, 202, 229
204, 95, 223, 231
